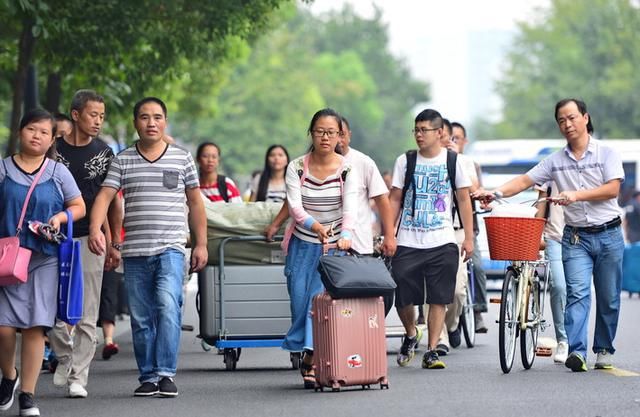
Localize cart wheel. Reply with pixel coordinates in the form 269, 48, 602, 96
200, 339, 212, 352
290, 352, 302, 370
223, 348, 237, 371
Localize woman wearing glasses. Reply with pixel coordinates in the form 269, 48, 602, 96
281, 108, 357, 389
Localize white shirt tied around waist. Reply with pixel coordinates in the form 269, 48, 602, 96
526, 137, 624, 228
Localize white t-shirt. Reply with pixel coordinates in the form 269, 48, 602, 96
344, 148, 389, 254
391, 148, 471, 249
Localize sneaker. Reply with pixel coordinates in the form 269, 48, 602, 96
595, 350, 614, 370
435, 343, 450, 356
0, 368, 19, 411
68, 382, 87, 398
422, 350, 446, 369
158, 377, 178, 398
18, 392, 39, 417
474, 312, 488, 333
53, 361, 71, 387
134, 382, 159, 397
448, 328, 462, 348
102, 342, 120, 360
396, 326, 423, 367
565, 352, 588, 372
554, 342, 569, 363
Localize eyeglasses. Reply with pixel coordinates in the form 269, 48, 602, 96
311, 130, 341, 138
412, 127, 440, 135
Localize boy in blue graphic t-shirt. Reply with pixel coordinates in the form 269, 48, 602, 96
389, 109, 474, 369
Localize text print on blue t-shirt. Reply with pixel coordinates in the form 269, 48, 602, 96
402, 163, 449, 231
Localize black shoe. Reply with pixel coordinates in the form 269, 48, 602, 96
449, 328, 462, 348
0, 368, 19, 411
158, 377, 178, 397
435, 343, 450, 356
134, 382, 159, 397
18, 392, 40, 417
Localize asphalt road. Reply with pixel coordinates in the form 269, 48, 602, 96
18, 290, 640, 417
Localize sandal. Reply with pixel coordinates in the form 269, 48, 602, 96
300, 360, 316, 389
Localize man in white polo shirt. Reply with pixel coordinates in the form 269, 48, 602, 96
473, 98, 624, 372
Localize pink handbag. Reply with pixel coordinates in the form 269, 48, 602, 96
0, 159, 50, 286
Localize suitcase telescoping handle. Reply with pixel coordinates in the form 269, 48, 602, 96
321, 243, 361, 256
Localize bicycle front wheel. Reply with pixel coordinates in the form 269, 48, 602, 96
460, 283, 475, 348
499, 269, 518, 374
520, 275, 540, 369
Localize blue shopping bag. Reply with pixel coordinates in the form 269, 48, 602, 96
58, 209, 83, 325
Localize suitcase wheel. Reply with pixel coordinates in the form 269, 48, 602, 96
380, 383, 389, 390
223, 348, 238, 371
314, 386, 323, 392
331, 387, 340, 392
290, 352, 302, 370
362, 385, 371, 390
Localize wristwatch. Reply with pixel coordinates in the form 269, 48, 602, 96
110, 242, 122, 251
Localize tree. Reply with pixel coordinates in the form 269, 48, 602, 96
0, 0, 296, 153
488, 0, 640, 139
177, 5, 430, 175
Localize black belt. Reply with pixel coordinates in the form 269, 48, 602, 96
573, 217, 621, 234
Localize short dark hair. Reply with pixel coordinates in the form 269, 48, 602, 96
20, 108, 56, 135
133, 97, 167, 119
70, 89, 104, 115
451, 121, 467, 138
53, 112, 72, 124
196, 142, 221, 160
414, 109, 443, 128
555, 98, 594, 134
340, 116, 351, 131
442, 118, 452, 133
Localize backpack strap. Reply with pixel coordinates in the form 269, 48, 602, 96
397, 150, 417, 236
217, 174, 229, 202
447, 150, 462, 229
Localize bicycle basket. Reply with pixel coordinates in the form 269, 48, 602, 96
484, 217, 546, 261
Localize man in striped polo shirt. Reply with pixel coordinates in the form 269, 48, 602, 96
88, 97, 208, 397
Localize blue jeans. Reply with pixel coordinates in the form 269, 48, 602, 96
562, 225, 624, 358
545, 238, 567, 343
282, 236, 324, 352
123, 248, 185, 383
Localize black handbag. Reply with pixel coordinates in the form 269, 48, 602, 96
317, 252, 396, 299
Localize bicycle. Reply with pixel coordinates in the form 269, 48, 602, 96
483, 199, 551, 373
458, 259, 476, 348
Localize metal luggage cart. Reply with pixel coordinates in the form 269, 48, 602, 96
197, 235, 302, 371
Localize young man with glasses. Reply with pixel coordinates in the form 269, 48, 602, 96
473, 98, 624, 372
389, 109, 474, 369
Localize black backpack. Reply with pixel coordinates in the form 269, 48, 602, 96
398, 149, 461, 234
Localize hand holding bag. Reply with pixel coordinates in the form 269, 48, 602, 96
0, 159, 50, 286
317, 246, 396, 299
57, 209, 84, 325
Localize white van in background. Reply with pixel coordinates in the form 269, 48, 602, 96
467, 139, 640, 279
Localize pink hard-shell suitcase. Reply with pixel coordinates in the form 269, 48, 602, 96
312, 292, 389, 391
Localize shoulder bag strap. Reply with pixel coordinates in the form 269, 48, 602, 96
217, 174, 229, 202
447, 150, 462, 229
397, 150, 417, 237
65, 208, 74, 242
16, 158, 50, 236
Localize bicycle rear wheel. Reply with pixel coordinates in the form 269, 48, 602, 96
520, 275, 540, 369
460, 283, 475, 348
499, 269, 518, 374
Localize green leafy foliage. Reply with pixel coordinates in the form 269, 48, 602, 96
486, 0, 640, 139
176, 5, 429, 176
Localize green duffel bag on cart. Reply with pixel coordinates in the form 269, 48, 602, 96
204, 200, 287, 265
